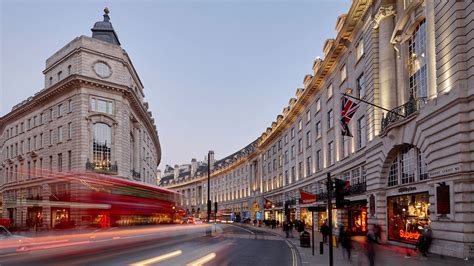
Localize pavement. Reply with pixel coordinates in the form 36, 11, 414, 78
238, 224, 473, 266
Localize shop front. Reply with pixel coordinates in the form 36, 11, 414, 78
347, 200, 367, 235
299, 207, 313, 228
26, 206, 43, 228
387, 192, 430, 244
51, 207, 71, 229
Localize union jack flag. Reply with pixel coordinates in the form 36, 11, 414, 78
340, 96, 360, 137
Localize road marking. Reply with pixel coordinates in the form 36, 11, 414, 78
285, 240, 298, 266
186, 252, 216, 266
231, 225, 255, 235
129, 250, 182, 266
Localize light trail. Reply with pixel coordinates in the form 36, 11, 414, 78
186, 252, 216, 266
16, 241, 91, 252
129, 250, 182, 266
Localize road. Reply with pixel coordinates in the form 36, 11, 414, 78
0, 224, 298, 266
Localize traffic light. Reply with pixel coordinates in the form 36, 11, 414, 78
335, 178, 350, 208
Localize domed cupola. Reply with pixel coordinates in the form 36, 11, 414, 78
91, 7, 121, 46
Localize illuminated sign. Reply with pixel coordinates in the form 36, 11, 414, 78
399, 229, 420, 240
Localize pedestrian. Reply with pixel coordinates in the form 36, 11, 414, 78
416, 226, 432, 259
366, 226, 377, 266
338, 225, 345, 248
283, 220, 289, 238
288, 221, 294, 238
321, 221, 329, 244
374, 224, 382, 243
271, 219, 276, 229
341, 227, 352, 261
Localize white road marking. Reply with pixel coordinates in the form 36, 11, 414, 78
129, 250, 182, 266
186, 252, 217, 266
232, 225, 255, 235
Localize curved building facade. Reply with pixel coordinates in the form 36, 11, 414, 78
160, 0, 474, 259
0, 9, 161, 228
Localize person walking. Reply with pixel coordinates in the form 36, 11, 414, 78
321, 221, 329, 244
341, 228, 352, 261
417, 226, 432, 259
283, 220, 289, 238
288, 221, 294, 238
366, 227, 377, 266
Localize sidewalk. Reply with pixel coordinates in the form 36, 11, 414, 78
240, 224, 472, 266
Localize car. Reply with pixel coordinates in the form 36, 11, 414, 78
0, 225, 28, 240
0, 225, 30, 255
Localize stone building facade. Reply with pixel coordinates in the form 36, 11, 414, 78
0, 9, 161, 229
160, 0, 474, 259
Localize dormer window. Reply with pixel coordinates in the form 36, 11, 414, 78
93, 61, 111, 78
90, 97, 113, 115
58, 71, 62, 81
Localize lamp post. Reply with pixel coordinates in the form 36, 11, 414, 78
207, 151, 212, 236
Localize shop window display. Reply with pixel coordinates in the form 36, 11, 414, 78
387, 193, 430, 244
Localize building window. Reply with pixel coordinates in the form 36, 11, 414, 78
49, 156, 53, 171
291, 145, 295, 158
58, 104, 63, 117
316, 150, 322, 171
357, 73, 365, 99
328, 109, 334, 129
316, 98, 321, 113
291, 167, 295, 183
27, 119, 31, 129
284, 150, 289, 164
57, 126, 63, 143
284, 134, 288, 144
58, 71, 62, 81
58, 153, 63, 172
328, 83, 333, 99
352, 168, 360, 184
306, 110, 311, 123
68, 122, 72, 140
93, 123, 112, 167
419, 151, 428, 180
316, 122, 321, 138
306, 131, 311, 148
408, 19, 427, 99
328, 141, 334, 166
68, 99, 72, 113
90, 98, 113, 115
357, 116, 366, 148
68, 65, 72, 75
298, 120, 303, 131
340, 65, 347, 82
298, 139, 303, 153
343, 136, 350, 158
401, 146, 415, 184
49, 108, 53, 121
356, 40, 364, 61
27, 138, 31, 152
306, 156, 312, 177
298, 162, 303, 181
49, 129, 53, 145
40, 133, 43, 148
33, 135, 37, 150
388, 158, 399, 187
68, 151, 72, 171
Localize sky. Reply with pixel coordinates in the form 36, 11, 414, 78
0, 0, 351, 170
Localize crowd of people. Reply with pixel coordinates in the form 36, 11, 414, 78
252, 217, 433, 265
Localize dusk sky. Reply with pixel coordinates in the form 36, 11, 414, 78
1, 0, 351, 170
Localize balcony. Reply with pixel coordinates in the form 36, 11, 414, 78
86, 159, 118, 174
347, 181, 367, 196
381, 96, 427, 132
131, 169, 141, 180
49, 193, 71, 201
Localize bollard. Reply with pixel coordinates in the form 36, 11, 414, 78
320, 241, 324, 254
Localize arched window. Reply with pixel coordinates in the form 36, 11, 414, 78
93, 123, 112, 168
387, 145, 428, 187
408, 19, 427, 99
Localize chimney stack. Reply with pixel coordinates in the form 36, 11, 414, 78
174, 164, 179, 179
191, 158, 197, 176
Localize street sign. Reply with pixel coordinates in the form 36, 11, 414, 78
308, 206, 326, 212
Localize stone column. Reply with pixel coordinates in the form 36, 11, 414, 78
425, 0, 437, 98
374, 5, 397, 112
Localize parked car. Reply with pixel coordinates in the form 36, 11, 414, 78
181, 217, 203, 225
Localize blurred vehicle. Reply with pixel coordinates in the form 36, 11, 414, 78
182, 217, 202, 225
0, 218, 11, 228
0, 225, 28, 240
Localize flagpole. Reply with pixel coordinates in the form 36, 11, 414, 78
342, 93, 405, 118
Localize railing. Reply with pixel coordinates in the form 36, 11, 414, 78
381, 96, 427, 131
131, 170, 141, 180
347, 181, 366, 195
86, 159, 118, 174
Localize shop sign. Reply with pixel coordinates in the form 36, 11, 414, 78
399, 229, 421, 240
428, 166, 460, 178
398, 186, 417, 193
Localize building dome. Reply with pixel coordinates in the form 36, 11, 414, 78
91, 7, 121, 46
